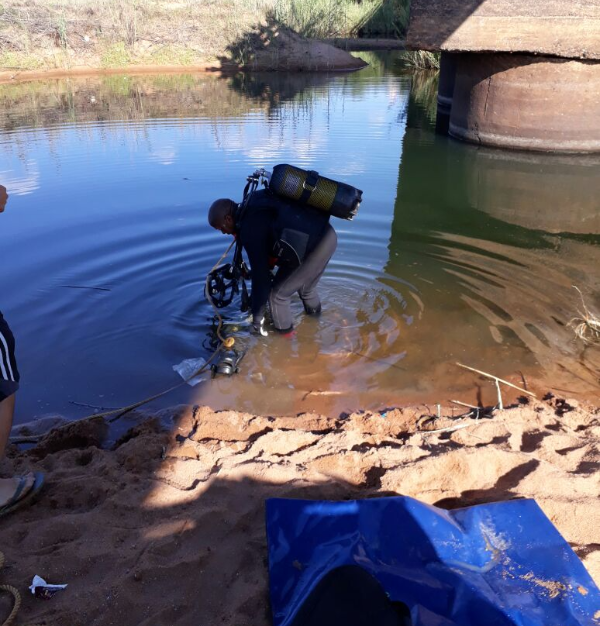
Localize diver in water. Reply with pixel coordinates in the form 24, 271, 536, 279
208, 188, 337, 335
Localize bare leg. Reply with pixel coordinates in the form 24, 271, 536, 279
0, 394, 32, 506
0, 393, 15, 456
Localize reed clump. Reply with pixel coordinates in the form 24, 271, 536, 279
273, 0, 408, 39
398, 50, 441, 70
568, 286, 600, 345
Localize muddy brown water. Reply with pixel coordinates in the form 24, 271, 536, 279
0, 53, 598, 425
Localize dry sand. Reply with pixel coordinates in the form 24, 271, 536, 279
1, 394, 599, 625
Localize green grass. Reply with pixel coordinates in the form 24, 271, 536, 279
100, 42, 131, 68
148, 45, 197, 66
272, 0, 409, 39
0, 52, 44, 71
0, 0, 411, 72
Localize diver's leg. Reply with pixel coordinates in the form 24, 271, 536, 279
0, 393, 15, 459
269, 267, 297, 332
0, 394, 24, 506
298, 225, 337, 315
269, 226, 337, 330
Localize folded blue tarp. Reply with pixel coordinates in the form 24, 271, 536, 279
266, 496, 600, 626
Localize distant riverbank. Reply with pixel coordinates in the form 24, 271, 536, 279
0, 27, 370, 84
0, 0, 407, 81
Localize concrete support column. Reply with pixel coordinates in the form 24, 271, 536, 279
435, 52, 458, 135
448, 53, 600, 153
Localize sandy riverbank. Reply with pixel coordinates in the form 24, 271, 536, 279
0, 28, 368, 85
0, 393, 598, 625
0, 63, 232, 84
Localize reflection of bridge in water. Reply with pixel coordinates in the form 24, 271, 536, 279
384, 91, 600, 400
407, 0, 600, 153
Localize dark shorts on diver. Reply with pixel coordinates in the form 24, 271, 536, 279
0, 312, 20, 402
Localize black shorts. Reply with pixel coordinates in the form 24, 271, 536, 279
0, 312, 20, 402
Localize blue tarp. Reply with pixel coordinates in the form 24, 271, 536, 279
266, 496, 600, 626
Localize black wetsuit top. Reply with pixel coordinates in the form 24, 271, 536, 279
237, 189, 330, 323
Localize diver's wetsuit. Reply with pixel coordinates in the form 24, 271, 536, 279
238, 189, 337, 332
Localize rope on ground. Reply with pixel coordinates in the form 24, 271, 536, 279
0, 551, 21, 626
9, 239, 237, 444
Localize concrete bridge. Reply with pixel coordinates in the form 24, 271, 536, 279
407, 0, 600, 152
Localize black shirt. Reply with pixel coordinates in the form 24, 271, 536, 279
237, 190, 330, 323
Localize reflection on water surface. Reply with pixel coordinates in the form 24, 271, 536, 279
0, 55, 598, 423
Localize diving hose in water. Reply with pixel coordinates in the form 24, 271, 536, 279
9, 239, 239, 445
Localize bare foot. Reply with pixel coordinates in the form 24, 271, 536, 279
0, 473, 35, 507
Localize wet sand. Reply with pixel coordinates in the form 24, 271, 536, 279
1, 394, 599, 625
0, 64, 235, 85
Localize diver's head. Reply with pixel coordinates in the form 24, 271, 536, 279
208, 198, 237, 235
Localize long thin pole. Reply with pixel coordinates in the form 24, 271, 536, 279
456, 362, 536, 398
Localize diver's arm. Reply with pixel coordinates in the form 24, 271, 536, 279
240, 216, 272, 326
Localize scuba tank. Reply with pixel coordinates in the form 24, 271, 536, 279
268, 164, 363, 220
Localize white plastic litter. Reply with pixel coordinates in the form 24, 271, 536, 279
173, 357, 208, 386
29, 575, 67, 599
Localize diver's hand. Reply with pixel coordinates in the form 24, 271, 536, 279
252, 317, 268, 337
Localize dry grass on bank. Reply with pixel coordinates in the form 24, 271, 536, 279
0, 0, 269, 70
398, 49, 440, 70
0, 0, 408, 71
569, 287, 600, 345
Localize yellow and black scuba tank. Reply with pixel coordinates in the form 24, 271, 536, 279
268, 164, 362, 220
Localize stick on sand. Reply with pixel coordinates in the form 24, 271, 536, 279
456, 363, 536, 398
449, 399, 479, 410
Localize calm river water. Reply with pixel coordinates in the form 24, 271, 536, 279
1, 53, 599, 423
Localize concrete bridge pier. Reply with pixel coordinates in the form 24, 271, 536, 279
409, 0, 600, 153
434, 52, 457, 136
449, 54, 600, 153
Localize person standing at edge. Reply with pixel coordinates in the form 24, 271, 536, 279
208, 187, 337, 336
0, 184, 44, 517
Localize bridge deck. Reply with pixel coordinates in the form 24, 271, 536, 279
407, 0, 600, 60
